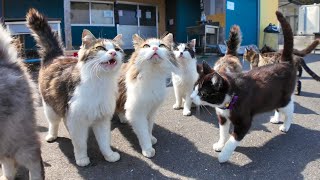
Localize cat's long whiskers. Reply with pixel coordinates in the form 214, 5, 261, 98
202, 105, 213, 116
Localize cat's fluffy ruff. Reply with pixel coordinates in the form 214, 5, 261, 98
172, 39, 199, 116
27, 9, 123, 166
0, 25, 44, 179
116, 33, 177, 158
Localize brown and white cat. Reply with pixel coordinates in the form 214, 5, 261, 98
244, 41, 320, 95
27, 9, 124, 166
214, 25, 242, 74
116, 34, 177, 158
191, 11, 296, 163
0, 25, 44, 179
172, 39, 199, 116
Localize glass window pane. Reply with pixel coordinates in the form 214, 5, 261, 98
71, 2, 90, 24
91, 3, 114, 25
139, 6, 156, 26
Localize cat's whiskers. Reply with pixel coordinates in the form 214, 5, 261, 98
202, 104, 213, 116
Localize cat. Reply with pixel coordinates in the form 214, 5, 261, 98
190, 11, 296, 163
172, 39, 199, 116
244, 41, 320, 95
0, 25, 44, 179
27, 8, 124, 166
214, 25, 242, 74
116, 33, 177, 158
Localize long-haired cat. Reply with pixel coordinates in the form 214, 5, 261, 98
244, 41, 320, 95
214, 25, 242, 74
0, 26, 44, 179
116, 33, 177, 157
172, 39, 199, 116
191, 11, 296, 163
27, 9, 124, 166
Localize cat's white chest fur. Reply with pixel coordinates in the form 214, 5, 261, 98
125, 69, 167, 114
69, 77, 117, 121
172, 61, 198, 90
215, 107, 230, 119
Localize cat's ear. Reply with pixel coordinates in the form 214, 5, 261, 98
81, 29, 96, 48
196, 64, 203, 74
132, 34, 144, 49
202, 61, 212, 74
189, 39, 196, 52
162, 33, 173, 46
113, 34, 123, 46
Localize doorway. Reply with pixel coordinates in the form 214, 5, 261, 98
116, 3, 158, 49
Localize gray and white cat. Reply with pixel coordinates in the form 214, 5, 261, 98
172, 39, 199, 116
27, 9, 124, 166
0, 25, 44, 179
116, 34, 177, 157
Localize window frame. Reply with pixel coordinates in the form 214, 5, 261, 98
71, 0, 115, 27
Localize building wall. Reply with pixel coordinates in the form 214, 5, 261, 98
259, 0, 279, 48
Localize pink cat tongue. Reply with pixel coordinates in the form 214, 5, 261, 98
152, 54, 159, 59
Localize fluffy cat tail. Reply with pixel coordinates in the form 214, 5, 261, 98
293, 39, 320, 57
276, 11, 293, 62
300, 58, 320, 81
0, 25, 19, 63
26, 8, 64, 66
226, 25, 242, 56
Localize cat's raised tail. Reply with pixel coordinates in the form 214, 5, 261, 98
0, 24, 18, 63
276, 11, 293, 62
226, 25, 242, 56
26, 8, 64, 66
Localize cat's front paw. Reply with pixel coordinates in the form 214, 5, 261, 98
218, 152, 231, 163
151, 136, 157, 145
0, 175, 11, 180
173, 103, 182, 110
142, 148, 155, 158
279, 125, 290, 132
183, 109, 192, 116
104, 152, 120, 162
213, 142, 225, 152
45, 134, 58, 142
270, 116, 280, 124
76, 157, 90, 167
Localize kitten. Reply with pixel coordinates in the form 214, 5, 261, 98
172, 39, 199, 116
214, 25, 242, 74
0, 26, 44, 179
27, 9, 124, 166
244, 42, 320, 95
116, 33, 177, 158
191, 11, 296, 163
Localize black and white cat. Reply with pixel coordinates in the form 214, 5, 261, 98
172, 39, 199, 116
190, 11, 296, 163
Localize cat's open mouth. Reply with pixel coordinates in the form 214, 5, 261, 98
151, 53, 160, 59
100, 59, 117, 68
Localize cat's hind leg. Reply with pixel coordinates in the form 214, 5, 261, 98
15, 148, 44, 180
92, 117, 120, 162
279, 97, 294, 132
270, 109, 282, 124
0, 158, 17, 180
43, 101, 61, 142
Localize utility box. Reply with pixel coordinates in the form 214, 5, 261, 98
298, 4, 320, 35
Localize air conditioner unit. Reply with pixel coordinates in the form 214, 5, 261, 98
298, 4, 320, 35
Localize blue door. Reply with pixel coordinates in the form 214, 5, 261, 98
226, 0, 258, 45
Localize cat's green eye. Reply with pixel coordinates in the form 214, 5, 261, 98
95, 46, 106, 51
143, 44, 150, 48
159, 44, 167, 48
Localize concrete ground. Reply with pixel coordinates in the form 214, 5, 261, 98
1, 54, 320, 180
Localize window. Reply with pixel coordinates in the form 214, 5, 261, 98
71, 1, 114, 26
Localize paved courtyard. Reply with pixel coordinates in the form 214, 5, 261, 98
2, 54, 320, 180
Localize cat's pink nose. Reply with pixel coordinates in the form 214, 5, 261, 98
109, 51, 116, 57
153, 47, 158, 51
